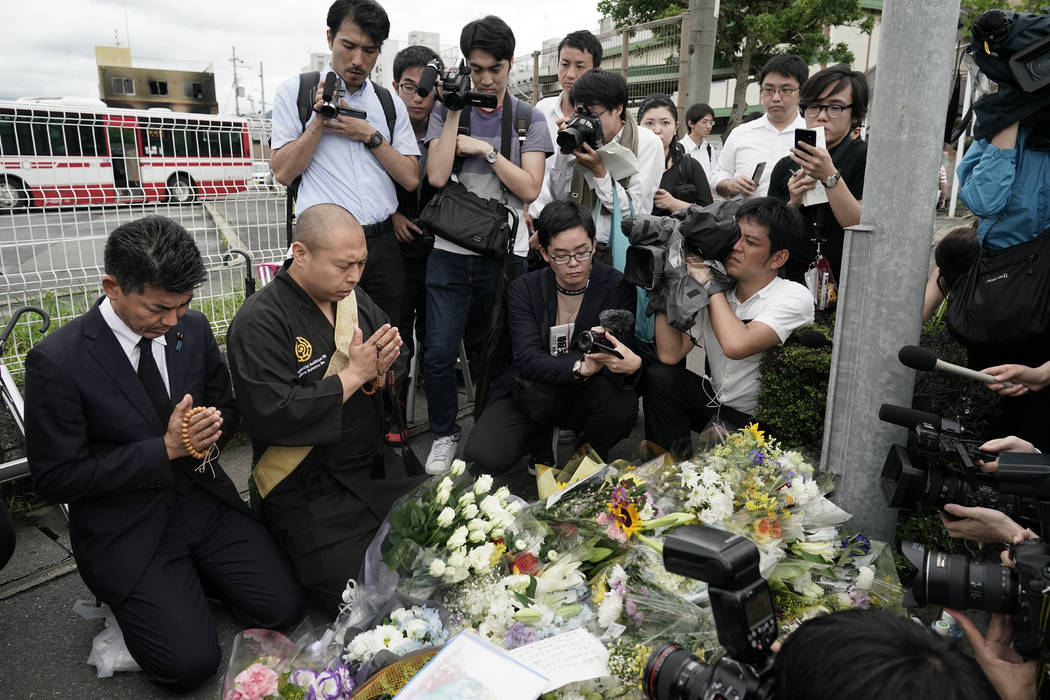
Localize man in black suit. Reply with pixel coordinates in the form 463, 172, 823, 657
24, 216, 303, 692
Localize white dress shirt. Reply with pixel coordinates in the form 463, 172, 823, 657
680, 136, 717, 182
100, 297, 171, 396
709, 113, 807, 198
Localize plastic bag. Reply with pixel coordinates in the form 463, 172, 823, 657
72, 599, 142, 678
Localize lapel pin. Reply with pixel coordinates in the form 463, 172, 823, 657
176, 332, 184, 351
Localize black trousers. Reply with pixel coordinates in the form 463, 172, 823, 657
643, 363, 752, 458
112, 488, 303, 692
358, 221, 404, 324
465, 375, 638, 474
0, 499, 14, 571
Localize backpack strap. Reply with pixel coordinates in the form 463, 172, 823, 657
371, 82, 398, 141
287, 71, 321, 247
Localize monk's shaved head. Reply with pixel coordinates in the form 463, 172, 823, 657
294, 203, 364, 252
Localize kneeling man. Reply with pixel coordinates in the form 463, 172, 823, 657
644, 197, 814, 456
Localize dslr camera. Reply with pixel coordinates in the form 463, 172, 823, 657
415, 58, 497, 111
557, 106, 604, 154
316, 72, 367, 120
643, 525, 777, 700
878, 404, 1050, 526
902, 538, 1050, 658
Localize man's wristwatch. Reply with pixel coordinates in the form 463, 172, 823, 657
823, 171, 841, 189
365, 131, 384, 150
572, 359, 589, 382
484, 148, 499, 164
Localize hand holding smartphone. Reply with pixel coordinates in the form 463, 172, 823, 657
794, 128, 818, 149
750, 161, 766, 183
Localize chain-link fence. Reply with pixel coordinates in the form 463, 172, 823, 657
0, 103, 286, 377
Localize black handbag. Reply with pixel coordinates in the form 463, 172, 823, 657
946, 227, 1050, 346
418, 93, 526, 256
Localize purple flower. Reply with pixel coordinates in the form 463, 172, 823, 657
504, 622, 540, 649
309, 669, 343, 700
749, 449, 765, 465
610, 484, 630, 504
290, 668, 318, 689
841, 534, 871, 556
336, 664, 354, 695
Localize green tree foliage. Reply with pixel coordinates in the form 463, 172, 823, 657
960, 0, 1045, 39
596, 0, 874, 131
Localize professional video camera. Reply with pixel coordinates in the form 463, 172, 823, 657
621, 200, 741, 332
902, 538, 1050, 658
556, 106, 604, 154
643, 525, 777, 700
967, 8, 1050, 140
415, 58, 497, 111
316, 72, 368, 120
877, 404, 1050, 524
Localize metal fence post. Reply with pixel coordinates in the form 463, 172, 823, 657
621, 30, 630, 81
532, 51, 540, 106
821, 0, 962, 542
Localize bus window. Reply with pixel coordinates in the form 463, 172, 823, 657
48, 123, 67, 156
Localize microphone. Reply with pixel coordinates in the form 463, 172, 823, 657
878, 403, 942, 431
797, 329, 832, 348
598, 309, 635, 341
416, 62, 440, 98
898, 345, 1013, 388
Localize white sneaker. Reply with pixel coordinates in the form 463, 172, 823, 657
425, 434, 459, 475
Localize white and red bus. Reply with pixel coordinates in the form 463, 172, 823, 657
0, 100, 253, 210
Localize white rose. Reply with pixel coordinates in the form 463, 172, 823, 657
467, 518, 489, 532
854, 566, 875, 591
446, 550, 467, 569
429, 559, 447, 577
403, 618, 428, 640
514, 539, 527, 551
450, 459, 466, 477
474, 474, 493, 495
494, 486, 510, 500
462, 503, 479, 519
437, 507, 455, 527
468, 528, 486, 543
434, 489, 449, 506
447, 526, 468, 549
458, 492, 475, 507
506, 501, 522, 515
480, 494, 502, 517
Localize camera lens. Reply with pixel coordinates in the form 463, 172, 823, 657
577, 330, 594, 354
643, 643, 712, 700
557, 127, 583, 154
318, 103, 337, 119
907, 545, 1019, 613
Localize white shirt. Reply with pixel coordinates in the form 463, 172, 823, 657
270, 67, 420, 224
701, 276, 814, 414
681, 136, 717, 182
709, 113, 807, 198
547, 123, 664, 246
528, 93, 569, 218
100, 297, 171, 396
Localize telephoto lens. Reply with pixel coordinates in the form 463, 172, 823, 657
643, 643, 712, 700
901, 541, 1018, 613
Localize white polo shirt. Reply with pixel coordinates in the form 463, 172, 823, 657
709, 113, 807, 198
702, 276, 814, 414
270, 68, 420, 225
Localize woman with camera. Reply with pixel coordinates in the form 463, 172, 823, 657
463, 200, 642, 474
637, 94, 713, 216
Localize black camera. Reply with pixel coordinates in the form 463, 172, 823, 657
968, 9, 1050, 139
643, 525, 777, 700
577, 329, 622, 359
557, 106, 604, 154
902, 539, 1050, 658
316, 73, 368, 120
415, 58, 497, 111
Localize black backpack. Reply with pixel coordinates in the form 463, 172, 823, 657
284, 71, 398, 247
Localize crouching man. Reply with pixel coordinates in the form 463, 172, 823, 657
643, 197, 814, 457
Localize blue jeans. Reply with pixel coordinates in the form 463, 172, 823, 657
424, 249, 524, 437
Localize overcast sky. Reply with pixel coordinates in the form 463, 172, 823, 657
5, 0, 602, 111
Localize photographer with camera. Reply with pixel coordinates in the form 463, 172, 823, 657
421, 15, 553, 476
547, 69, 664, 266
270, 0, 421, 324
637, 93, 713, 216
643, 198, 813, 457
463, 200, 641, 474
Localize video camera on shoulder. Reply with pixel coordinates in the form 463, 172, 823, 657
557, 106, 604, 154
316, 72, 367, 120
643, 525, 777, 700
415, 58, 497, 111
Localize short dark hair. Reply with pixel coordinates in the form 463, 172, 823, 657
759, 53, 809, 87
104, 216, 207, 294
393, 45, 441, 83
735, 196, 804, 256
571, 70, 628, 115
685, 103, 714, 128
799, 63, 870, 128
557, 30, 603, 68
460, 16, 515, 63
326, 0, 390, 47
934, 221, 979, 296
775, 609, 998, 700
534, 200, 596, 249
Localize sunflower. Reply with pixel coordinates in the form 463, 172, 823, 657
744, 422, 766, 447
610, 502, 642, 539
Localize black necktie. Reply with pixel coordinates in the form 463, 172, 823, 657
137, 337, 171, 425
707, 143, 712, 160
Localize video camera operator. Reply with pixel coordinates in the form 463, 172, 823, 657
463, 200, 641, 474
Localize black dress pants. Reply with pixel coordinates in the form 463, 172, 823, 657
358, 221, 404, 324
111, 488, 303, 692
642, 363, 752, 458
465, 375, 638, 474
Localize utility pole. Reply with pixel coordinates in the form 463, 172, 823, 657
821, 0, 962, 542
684, 0, 719, 113
259, 62, 266, 118
231, 46, 242, 116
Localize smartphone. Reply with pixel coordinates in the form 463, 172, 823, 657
751, 161, 766, 183
794, 128, 818, 149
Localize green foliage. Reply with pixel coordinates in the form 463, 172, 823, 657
894, 508, 977, 586
959, 0, 1046, 39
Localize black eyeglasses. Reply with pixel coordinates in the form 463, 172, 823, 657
760, 86, 799, 97
802, 103, 853, 118
549, 249, 594, 264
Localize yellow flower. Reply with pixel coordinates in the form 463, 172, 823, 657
611, 502, 643, 539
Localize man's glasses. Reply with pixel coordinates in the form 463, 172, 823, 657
760, 86, 799, 97
397, 83, 418, 95
549, 249, 594, 264
699, 119, 716, 126
802, 103, 853, 118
